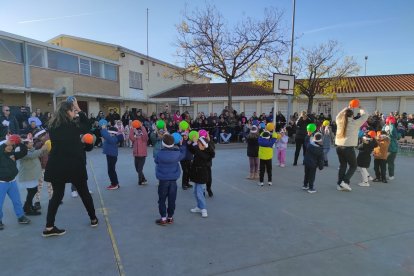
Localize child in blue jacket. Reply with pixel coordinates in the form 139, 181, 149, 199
101, 126, 121, 190
154, 134, 185, 225
303, 132, 324, 193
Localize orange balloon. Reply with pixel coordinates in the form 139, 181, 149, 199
368, 130, 376, 139
132, 120, 142, 129
349, 99, 360, 108
83, 133, 94, 144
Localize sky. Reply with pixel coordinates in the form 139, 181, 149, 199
1, 0, 413, 77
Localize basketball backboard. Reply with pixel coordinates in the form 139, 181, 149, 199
273, 73, 295, 95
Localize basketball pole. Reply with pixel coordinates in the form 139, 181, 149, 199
287, 0, 296, 122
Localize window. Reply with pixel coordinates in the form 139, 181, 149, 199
47, 50, 78, 73
129, 71, 142, 89
27, 45, 45, 67
79, 58, 91, 75
91, 60, 104, 78
0, 38, 23, 63
104, 63, 117, 81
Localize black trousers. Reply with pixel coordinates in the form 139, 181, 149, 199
259, 159, 272, 182
206, 166, 212, 191
294, 138, 306, 164
24, 187, 37, 208
304, 166, 317, 189
180, 160, 191, 187
336, 146, 357, 185
374, 159, 387, 180
134, 156, 146, 184
46, 180, 96, 228
106, 155, 119, 185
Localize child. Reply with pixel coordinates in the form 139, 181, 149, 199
124, 122, 132, 148
189, 137, 214, 218
129, 122, 149, 186
246, 125, 259, 179
33, 129, 52, 210
320, 122, 333, 166
258, 131, 277, 186
154, 134, 185, 225
303, 132, 325, 193
115, 120, 125, 147
276, 129, 288, 167
0, 135, 31, 230
357, 131, 377, 187
17, 134, 48, 215
179, 131, 193, 190
373, 131, 390, 183
101, 125, 121, 190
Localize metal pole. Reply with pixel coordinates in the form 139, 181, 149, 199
287, 0, 296, 122
364, 56, 368, 76
146, 8, 150, 82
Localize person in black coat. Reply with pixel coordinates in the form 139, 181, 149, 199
357, 133, 378, 187
303, 133, 324, 193
42, 99, 98, 237
246, 125, 259, 179
294, 111, 313, 165
1, 106, 20, 140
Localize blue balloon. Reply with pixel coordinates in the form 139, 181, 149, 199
98, 119, 108, 127
259, 122, 266, 129
172, 132, 182, 144
66, 96, 76, 102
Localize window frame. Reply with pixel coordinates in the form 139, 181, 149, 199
129, 70, 143, 90
0, 37, 23, 64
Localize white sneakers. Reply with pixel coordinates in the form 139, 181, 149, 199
338, 181, 352, 191
358, 181, 370, 187
190, 207, 208, 218
389, 176, 395, 180
268, 182, 272, 186
258, 182, 264, 187
368, 176, 374, 181
71, 191, 79, 198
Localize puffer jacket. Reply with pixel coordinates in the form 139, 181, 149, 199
188, 143, 215, 184
382, 124, 398, 153
304, 141, 324, 169
129, 127, 148, 157
373, 138, 390, 160
0, 143, 28, 182
155, 146, 186, 180
258, 135, 276, 160
17, 147, 44, 182
357, 138, 377, 168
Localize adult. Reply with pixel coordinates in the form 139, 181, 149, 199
335, 105, 368, 191
0, 106, 20, 139
383, 116, 398, 180
275, 111, 286, 132
28, 112, 42, 128
293, 111, 312, 165
121, 111, 131, 127
15, 106, 29, 129
42, 99, 98, 237
106, 109, 117, 126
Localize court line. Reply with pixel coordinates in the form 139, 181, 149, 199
89, 160, 125, 276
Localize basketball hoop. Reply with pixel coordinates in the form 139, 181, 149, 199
280, 89, 288, 95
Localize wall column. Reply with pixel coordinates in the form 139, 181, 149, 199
25, 92, 32, 110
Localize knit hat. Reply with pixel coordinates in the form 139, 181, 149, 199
261, 131, 271, 139
33, 129, 47, 139
198, 136, 209, 148
313, 132, 323, 144
108, 126, 118, 135
162, 134, 174, 148
250, 125, 258, 133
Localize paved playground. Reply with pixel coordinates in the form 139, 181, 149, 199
1, 144, 414, 276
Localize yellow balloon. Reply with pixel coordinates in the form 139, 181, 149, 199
322, 120, 330, 127
266, 123, 275, 131
45, 140, 51, 152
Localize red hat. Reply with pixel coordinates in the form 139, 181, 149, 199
8, 134, 21, 145
385, 116, 396, 125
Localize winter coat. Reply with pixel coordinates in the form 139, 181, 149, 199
276, 135, 288, 149
101, 129, 119, 157
258, 136, 276, 160
44, 112, 93, 183
246, 135, 259, 157
382, 124, 398, 153
181, 139, 194, 161
150, 131, 163, 159
304, 141, 324, 169
17, 147, 44, 182
129, 127, 148, 157
321, 126, 333, 149
357, 138, 377, 168
335, 108, 368, 147
0, 143, 27, 182
206, 140, 215, 167
155, 146, 186, 181
295, 117, 312, 141
0, 114, 20, 139
373, 138, 390, 160
188, 144, 214, 184
34, 133, 50, 169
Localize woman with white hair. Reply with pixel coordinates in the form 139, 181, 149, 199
335, 104, 368, 191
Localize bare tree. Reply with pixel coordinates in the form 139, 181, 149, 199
176, 5, 288, 111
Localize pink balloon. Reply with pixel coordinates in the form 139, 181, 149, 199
198, 129, 208, 138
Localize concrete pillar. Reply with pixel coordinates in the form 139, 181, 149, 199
240, 102, 244, 113
332, 98, 338, 117
257, 101, 261, 114
376, 97, 382, 113
208, 102, 212, 114
399, 97, 406, 114
23, 42, 31, 88
25, 92, 32, 110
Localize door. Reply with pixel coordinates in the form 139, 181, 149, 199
78, 101, 88, 115
382, 98, 399, 116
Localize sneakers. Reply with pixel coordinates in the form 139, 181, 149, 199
141, 179, 148, 185
0, 221, 3, 230
302, 186, 309, 190
280, 164, 285, 168
268, 182, 272, 186
337, 186, 346, 191
167, 217, 174, 224
71, 191, 79, 198
33, 202, 41, 210
42, 226, 66, 237
18, 216, 31, 224
358, 182, 370, 187
190, 207, 202, 213
339, 181, 352, 191
155, 218, 167, 226
308, 189, 316, 194
382, 179, 388, 183
89, 190, 93, 194
201, 209, 208, 218
372, 178, 381, 182
91, 218, 99, 228
24, 206, 41, 216
389, 176, 395, 180
258, 182, 264, 187
368, 176, 374, 181
106, 184, 120, 190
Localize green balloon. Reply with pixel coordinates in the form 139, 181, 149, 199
179, 120, 189, 130
189, 130, 199, 141
307, 123, 317, 132
156, 120, 165, 129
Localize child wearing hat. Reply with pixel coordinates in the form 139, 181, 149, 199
101, 125, 121, 190
372, 131, 390, 183
357, 131, 377, 187
258, 131, 277, 186
276, 129, 288, 167
303, 132, 325, 193
33, 129, 52, 210
154, 134, 186, 225
246, 125, 259, 179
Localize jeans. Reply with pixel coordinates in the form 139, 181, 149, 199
106, 155, 119, 185
336, 146, 357, 185
134, 156, 146, 184
194, 183, 206, 209
46, 180, 96, 227
259, 159, 272, 182
387, 152, 397, 177
374, 159, 387, 180
323, 148, 330, 162
294, 138, 306, 164
0, 180, 24, 221
158, 180, 177, 218
180, 160, 191, 187
304, 166, 317, 189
